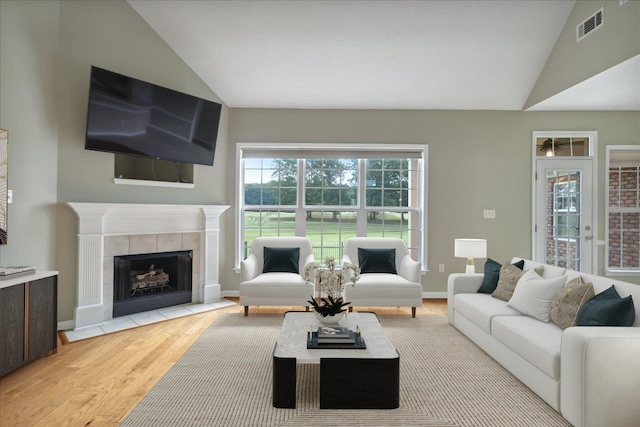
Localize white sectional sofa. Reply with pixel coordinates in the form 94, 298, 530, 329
448, 258, 640, 427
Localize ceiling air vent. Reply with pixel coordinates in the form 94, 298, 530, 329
577, 7, 604, 42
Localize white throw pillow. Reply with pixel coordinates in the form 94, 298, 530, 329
507, 269, 567, 322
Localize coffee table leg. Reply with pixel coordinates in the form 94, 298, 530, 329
320, 355, 400, 409
273, 351, 297, 408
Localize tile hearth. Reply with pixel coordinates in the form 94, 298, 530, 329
63, 299, 236, 342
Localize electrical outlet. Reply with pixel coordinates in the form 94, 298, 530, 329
439, 264, 445, 273
7, 190, 12, 204
483, 209, 496, 219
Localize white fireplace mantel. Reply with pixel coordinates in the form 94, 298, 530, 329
67, 202, 230, 329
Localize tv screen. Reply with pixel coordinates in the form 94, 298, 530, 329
85, 66, 222, 166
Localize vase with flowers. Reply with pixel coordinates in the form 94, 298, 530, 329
304, 256, 360, 324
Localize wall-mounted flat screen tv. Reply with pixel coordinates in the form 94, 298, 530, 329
85, 66, 222, 166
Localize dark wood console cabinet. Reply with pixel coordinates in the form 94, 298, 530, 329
0, 272, 58, 377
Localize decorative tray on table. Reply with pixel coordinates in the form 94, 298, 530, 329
307, 326, 366, 349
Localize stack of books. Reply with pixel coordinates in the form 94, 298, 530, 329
0, 266, 36, 280
316, 326, 357, 344
307, 325, 366, 349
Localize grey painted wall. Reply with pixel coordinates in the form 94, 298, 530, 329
226, 109, 640, 294
1, 1, 229, 322
54, 0, 230, 322
526, 0, 640, 109
0, 1, 59, 271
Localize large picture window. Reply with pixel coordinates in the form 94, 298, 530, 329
236, 144, 428, 269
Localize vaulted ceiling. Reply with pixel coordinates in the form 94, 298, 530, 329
128, 0, 638, 111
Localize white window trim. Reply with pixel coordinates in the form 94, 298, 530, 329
234, 142, 429, 272
605, 144, 640, 276
531, 130, 598, 272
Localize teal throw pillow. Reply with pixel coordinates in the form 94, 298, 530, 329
262, 247, 300, 274
477, 258, 524, 294
576, 285, 635, 327
358, 248, 397, 274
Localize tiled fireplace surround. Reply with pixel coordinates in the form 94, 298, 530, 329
68, 203, 229, 330
104, 233, 200, 319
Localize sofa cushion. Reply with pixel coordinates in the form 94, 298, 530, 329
351, 273, 418, 288
550, 276, 595, 329
358, 248, 397, 274
492, 316, 563, 380
478, 258, 524, 294
240, 272, 309, 298
492, 263, 544, 302
263, 247, 300, 274
344, 273, 422, 301
507, 270, 567, 322
518, 258, 566, 279
454, 293, 524, 333
576, 285, 636, 327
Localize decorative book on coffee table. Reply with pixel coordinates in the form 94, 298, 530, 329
307, 326, 366, 349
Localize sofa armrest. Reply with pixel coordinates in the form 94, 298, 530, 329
561, 327, 640, 427
240, 253, 259, 282
398, 255, 421, 283
446, 273, 483, 325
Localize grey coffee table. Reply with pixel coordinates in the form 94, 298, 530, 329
272, 311, 399, 409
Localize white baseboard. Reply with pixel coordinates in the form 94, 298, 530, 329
423, 292, 447, 299
222, 290, 240, 297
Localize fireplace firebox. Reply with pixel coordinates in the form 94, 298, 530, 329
113, 250, 193, 317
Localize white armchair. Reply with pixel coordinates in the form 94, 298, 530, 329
239, 236, 315, 316
342, 237, 423, 317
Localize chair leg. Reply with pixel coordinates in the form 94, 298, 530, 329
244, 306, 249, 317
411, 307, 416, 318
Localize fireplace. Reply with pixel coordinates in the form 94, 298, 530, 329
113, 250, 193, 317
67, 203, 229, 330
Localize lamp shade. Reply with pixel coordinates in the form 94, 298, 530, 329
454, 239, 487, 259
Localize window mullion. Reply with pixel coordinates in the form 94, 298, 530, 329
295, 158, 306, 236
357, 159, 367, 236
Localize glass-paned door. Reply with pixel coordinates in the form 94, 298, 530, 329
535, 159, 593, 272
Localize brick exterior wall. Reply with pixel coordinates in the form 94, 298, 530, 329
609, 166, 640, 269
546, 173, 580, 270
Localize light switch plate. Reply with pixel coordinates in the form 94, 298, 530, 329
483, 209, 496, 219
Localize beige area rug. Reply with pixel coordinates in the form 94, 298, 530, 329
120, 313, 571, 427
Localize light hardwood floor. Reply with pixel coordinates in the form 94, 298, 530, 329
0, 298, 447, 427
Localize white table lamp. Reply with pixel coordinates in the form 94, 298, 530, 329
454, 238, 487, 274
